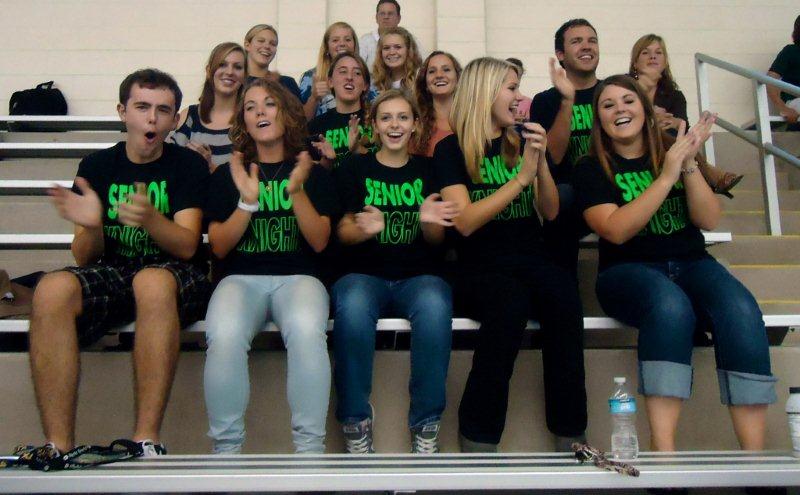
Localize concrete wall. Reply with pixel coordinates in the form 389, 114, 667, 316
1, 1, 797, 125
1, 348, 798, 454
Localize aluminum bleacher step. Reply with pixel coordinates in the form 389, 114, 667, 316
0, 232, 733, 249
2, 315, 798, 335
0, 143, 114, 158
0, 116, 124, 132
0, 451, 797, 493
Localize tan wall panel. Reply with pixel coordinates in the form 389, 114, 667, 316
1, 1, 797, 136
0, 0, 281, 115
484, 1, 798, 126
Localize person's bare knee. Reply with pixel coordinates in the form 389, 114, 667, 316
31, 272, 83, 322
132, 268, 178, 312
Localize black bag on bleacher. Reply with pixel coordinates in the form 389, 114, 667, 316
9, 81, 68, 116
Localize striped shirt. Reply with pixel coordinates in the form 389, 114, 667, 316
168, 105, 232, 169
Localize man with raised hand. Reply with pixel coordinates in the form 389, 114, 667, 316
530, 18, 600, 278
23, 68, 210, 465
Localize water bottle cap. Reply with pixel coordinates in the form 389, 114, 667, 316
791, 387, 800, 394
614, 377, 626, 384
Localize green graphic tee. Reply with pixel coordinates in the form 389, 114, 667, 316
74, 142, 208, 262
530, 84, 598, 183
336, 153, 440, 279
204, 160, 338, 277
572, 153, 706, 271
434, 134, 546, 269
308, 108, 373, 168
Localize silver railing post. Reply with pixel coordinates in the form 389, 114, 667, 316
695, 57, 715, 164
753, 80, 782, 235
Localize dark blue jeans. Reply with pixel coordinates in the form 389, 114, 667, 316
332, 273, 453, 427
596, 256, 776, 405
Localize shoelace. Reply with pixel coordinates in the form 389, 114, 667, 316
345, 434, 372, 454
572, 442, 639, 477
412, 434, 439, 454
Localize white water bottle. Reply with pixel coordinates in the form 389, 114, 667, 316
787, 386, 800, 458
609, 376, 639, 460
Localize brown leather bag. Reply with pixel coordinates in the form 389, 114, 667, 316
0, 270, 33, 319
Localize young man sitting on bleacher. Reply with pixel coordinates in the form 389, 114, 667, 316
22, 68, 211, 462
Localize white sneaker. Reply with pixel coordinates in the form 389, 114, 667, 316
136, 439, 167, 457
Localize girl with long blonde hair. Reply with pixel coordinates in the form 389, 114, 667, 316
298, 22, 378, 120
629, 33, 742, 197
436, 57, 587, 452
371, 27, 421, 93
243, 24, 302, 100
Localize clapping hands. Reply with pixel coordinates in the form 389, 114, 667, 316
49, 177, 103, 228
419, 193, 460, 226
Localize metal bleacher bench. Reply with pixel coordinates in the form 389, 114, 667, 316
0, 115, 124, 132
2, 231, 798, 337
0, 451, 798, 493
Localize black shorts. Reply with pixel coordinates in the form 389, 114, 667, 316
60, 259, 211, 346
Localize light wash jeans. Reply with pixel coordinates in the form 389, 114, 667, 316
203, 274, 331, 454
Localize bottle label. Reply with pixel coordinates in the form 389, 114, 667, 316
609, 398, 637, 414
789, 412, 800, 454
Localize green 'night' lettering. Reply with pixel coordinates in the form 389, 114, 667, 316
258, 179, 292, 212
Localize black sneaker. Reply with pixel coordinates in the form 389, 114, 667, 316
411, 422, 441, 454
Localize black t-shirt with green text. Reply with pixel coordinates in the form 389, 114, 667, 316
74, 142, 208, 263
308, 108, 373, 168
572, 153, 706, 272
434, 134, 546, 270
336, 153, 440, 280
530, 83, 598, 183
204, 161, 338, 278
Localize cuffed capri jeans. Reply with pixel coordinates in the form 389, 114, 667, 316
596, 256, 776, 405
203, 274, 331, 454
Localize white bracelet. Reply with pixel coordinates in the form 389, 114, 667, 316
237, 198, 259, 212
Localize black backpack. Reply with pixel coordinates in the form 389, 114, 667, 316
9, 81, 68, 116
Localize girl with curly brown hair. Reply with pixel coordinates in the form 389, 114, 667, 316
203, 78, 338, 455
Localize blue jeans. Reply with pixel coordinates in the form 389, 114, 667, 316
203, 274, 331, 454
332, 273, 453, 428
596, 256, 776, 405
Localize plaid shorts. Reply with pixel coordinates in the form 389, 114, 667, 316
60, 258, 211, 346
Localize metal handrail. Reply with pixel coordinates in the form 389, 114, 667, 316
696, 53, 800, 98
695, 52, 800, 236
